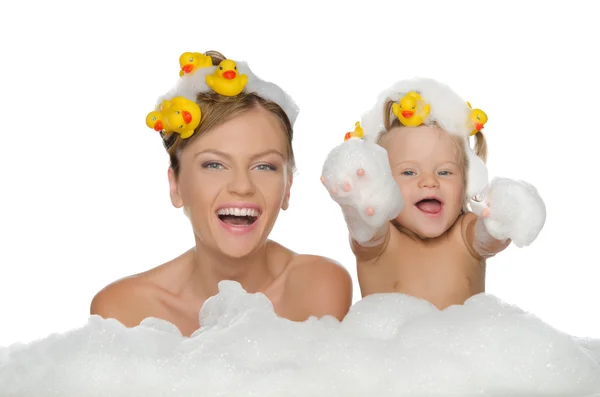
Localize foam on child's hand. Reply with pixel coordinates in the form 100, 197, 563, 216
482, 177, 546, 247
321, 139, 403, 244
1, 281, 599, 396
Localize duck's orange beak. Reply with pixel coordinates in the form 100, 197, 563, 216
153, 120, 163, 131
344, 132, 352, 141
402, 111, 414, 119
223, 70, 236, 80
182, 64, 194, 74
182, 111, 192, 124
475, 123, 484, 131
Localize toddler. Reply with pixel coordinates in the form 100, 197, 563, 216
321, 78, 546, 309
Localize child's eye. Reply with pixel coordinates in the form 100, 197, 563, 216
255, 164, 276, 171
203, 162, 223, 169
438, 170, 452, 176
401, 170, 415, 176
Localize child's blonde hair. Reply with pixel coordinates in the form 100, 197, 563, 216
377, 98, 489, 211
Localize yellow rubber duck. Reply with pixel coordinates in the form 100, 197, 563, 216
344, 121, 364, 141
467, 102, 488, 136
179, 52, 213, 77
205, 59, 248, 96
146, 96, 202, 139
392, 92, 430, 127
146, 109, 164, 131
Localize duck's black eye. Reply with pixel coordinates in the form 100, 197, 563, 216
220, 66, 223, 70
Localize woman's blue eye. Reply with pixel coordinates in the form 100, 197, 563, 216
256, 164, 276, 171
203, 162, 223, 169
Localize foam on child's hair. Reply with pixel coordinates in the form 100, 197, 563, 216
360, 77, 474, 143
1, 281, 599, 396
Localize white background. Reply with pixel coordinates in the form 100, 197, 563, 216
1, 0, 598, 347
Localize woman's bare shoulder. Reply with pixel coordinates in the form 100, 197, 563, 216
89, 273, 162, 327
288, 253, 350, 275
267, 241, 351, 280
283, 253, 354, 321
90, 251, 194, 327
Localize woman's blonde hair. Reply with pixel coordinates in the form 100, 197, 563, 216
161, 51, 295, 177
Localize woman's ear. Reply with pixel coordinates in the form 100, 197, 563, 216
281, 173, 293, 211
168, 167, 183, 208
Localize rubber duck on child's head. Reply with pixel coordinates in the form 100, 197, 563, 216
392, 91, 431, 127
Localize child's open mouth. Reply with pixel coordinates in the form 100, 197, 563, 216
415, 198, 443, 215
216, 207, 260, 226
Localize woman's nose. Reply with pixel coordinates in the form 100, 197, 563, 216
227, 169, 256, 196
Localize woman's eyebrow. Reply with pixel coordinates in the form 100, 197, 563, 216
193, 149, 284, 160
250, 149, 284, 160
193, 149, 231, 160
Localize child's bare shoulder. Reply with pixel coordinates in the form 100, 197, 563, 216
353, 222, 412, 265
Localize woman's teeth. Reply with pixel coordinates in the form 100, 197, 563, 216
216, 208, 260, 217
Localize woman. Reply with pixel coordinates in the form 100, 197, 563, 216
90, 51, 353, 336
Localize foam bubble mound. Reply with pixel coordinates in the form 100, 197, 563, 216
1, 281, 599, 397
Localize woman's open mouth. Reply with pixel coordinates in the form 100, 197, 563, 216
415, 197, 443, 215
216, 207, 261, 226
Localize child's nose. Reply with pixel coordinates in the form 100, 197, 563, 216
418, 174, 439, 188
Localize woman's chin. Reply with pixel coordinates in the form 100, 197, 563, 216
212, 216, 271, 258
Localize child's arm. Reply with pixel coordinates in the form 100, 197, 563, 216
349, 220, 393, 262
464, 177, 546, 258
321, 138, 404, 260
463, 213, 511, 259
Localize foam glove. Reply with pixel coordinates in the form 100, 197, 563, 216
321, 138, 403, 245
474, 177, 546, 248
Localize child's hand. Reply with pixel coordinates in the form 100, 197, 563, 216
479, 177, 546, 247
320, 139, 403, 244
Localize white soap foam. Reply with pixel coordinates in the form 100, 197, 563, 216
1, 281, 599, 397
321, 138, 403, 244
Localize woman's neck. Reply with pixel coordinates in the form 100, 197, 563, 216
186, 241, 274, 299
